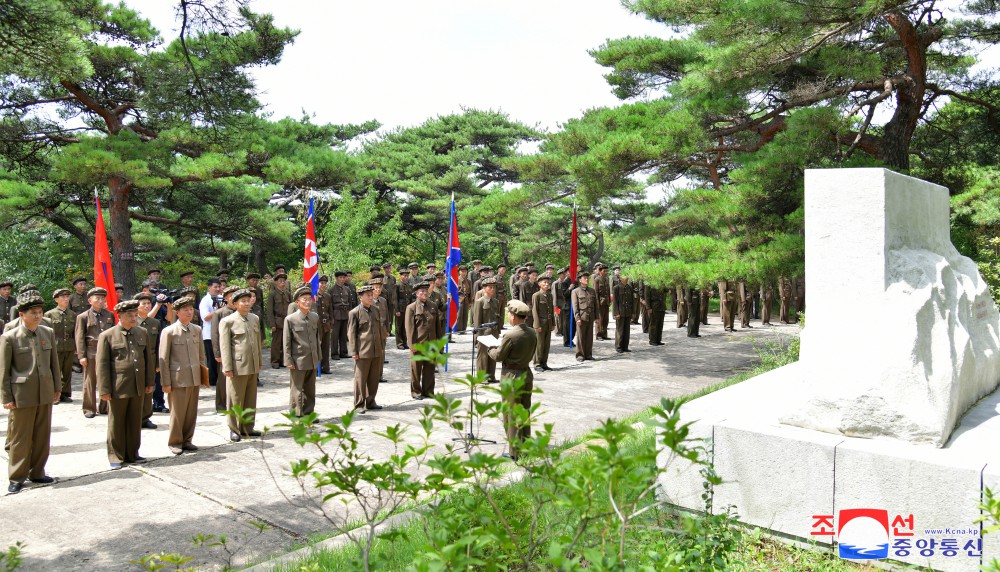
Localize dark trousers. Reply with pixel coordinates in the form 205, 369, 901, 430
476, 345, 496, 383
82, 352, 108, 415
142, 371, 165, 422
457, 302, 469, 332
107, 395, 142, 464
395, 312, 407, 349
57, 351, 73, 397
597, 302, 610, 338
226, 374, 257, 434
410, 359, 435, 398
332, 320, 348, 356
270, 327, 284, 366
649, 311, 665, 344
354, 357, 381, 408
289, 369, 317, 416
559, 309, 572, 346
575, 319, 594, 360
204, 340, 218, 386
320, 330, 332, 372
502, 368, 533, 458
615, 316, 631, 351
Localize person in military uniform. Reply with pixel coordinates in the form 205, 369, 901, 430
643, 282, 667, 345
3, 285, 49, 333
158, 296, 205, 455
530, 273, 555, 372
718, 279, 737, 331
406, 281, 441, 399
247, 272, 265, 341
472, 265, 492, 297
330, 271, 352, 359
675, 284, 688, 329
68, 277, 89, 313
685, 287, 702, 338
45, 289, 76, 403
457, 265, 472, 332
407, 263, 421, 288
97, 300, 155, 468
512, 267, 527, 307
469, 260, 482, 286
495, 264, 509, 328
593, 264, 611, 340
738, 281, 754, 329
0, 281, 16, 323
571, 272, 597, 361
612, 275, 634, 353
429, 272, 447, 338
211, 285, 240, 412
760, 281, 774, 325
556, 268, 574, 347
284, 286, 321, 417
76, 287, 114, 417
488, 299, 537, 461
381, 262, 397, 336
315, 275, 333, 374
135, 293, 166, 430
395, 267, 412, 350
794, 277, 806, 317
552, 267, 567, 338
267, 273, 292, 368
345, 271, 360, 309
368, 275, 391, 381
472, 276, 501, 383
2, 291, 60, 493
348, 284, 386, 412
701, 284, 712, 326
220, 289, 263, 441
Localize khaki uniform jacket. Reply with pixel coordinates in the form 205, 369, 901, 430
283, 310, 321, 370
138, 316, 161, 357
44, 307, 77, 353
68, 292, 89, 315
383, 275, 397, 307
395, 279, 412, 312
330, 284, 353, 321
4, 316, 52, 334
612, 282, 634, 318
211, 305, 236, 362
0, 296, 15, 322
405, 300, 441, 348
347, 304, 385, 358
75, 308, 115, 360
531, 290, 555, 330
374, 297, 390, 331
472, 295, 501, 337
571, 286, 597, 322
488, 323, 537, 368
219, 312, 263, 376
159, 321, 205, 388
250, 285, 265, 326
642, 285, 667, 311
0, 325, 60, 407
96, 325, 155, 398
458, 278, 472, 305
496, 274, 509, 309
595, 275, 611, 305
316, 290, 333, 333
268, 288, 292, 330
554, 278, 569, 311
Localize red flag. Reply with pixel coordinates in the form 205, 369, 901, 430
569, 208, 578, 282
94, 194, 118, 319
303, 198, 319, 298
445, 199, 461, 331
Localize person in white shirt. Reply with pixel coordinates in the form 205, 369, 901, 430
199, 279, 223, 390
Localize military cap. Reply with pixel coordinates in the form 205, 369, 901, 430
412, 281, 431, 291
231, 289, 252, 302
274, 264, 287, 272
516, 266, 527, 273
16, 291, 44, 312
334, 270, 347, 278
345, 270, 354, 275
172, 296, 195, 310
293, 286, 313, 300
457, 264, 467, 271
479, 265, 494, 272
594, 262, 605, 270
422, 274, 436, 283
247, 272, 261, 280
114, 283, 124, 291
222, 285, 241, 297
496, 263, 507, 270
434, 271, 445, 278
179, 286, 197, 296
558, 266, 569, 274
369, 265, 381, 272
115, 299, 140, 314
87, 287, 107, 298
318, 274, 329, 282
612, 265, 621, 271
537, 273, 553, 283
408, 262, 419, 269
578, 271, 591, 278
382, 262, 393, 268
18, 284, 38, 294
506, 300, 530, 317
273, 273, 288, 281
367, 276, 384, 285
357, 284, 376, 295
400, 268, 410, 274
141, 279, 157, 288
179, 270, 194, 278
471, 259, 482, 265
52, 288, 71, 299
545, 263, 555, 269
217, 268, 230, 276
481, 276, 498, 285
147, 268, 162, 275
133, 292, 154, 303
71, 276, 87, 286
0, 280, 12, 289
528, 268, 539, 275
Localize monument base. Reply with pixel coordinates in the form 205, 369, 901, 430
658, 362, 1000, 571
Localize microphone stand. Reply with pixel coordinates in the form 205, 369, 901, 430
453, 323, 497, 452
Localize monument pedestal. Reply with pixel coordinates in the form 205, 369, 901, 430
658, 362, 1000, 571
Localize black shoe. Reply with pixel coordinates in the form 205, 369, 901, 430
29, 475, 55, 484
59, 395, 72, 403
246, 430, 262, 437
229, 431, 241, 442
331, 356, 341, 360
688, 334, 702, 338
7, 481, 23, 494
72, 364, 83, 373
379, 378, 387, 383
141, 420, 157, 430
257, 381, 264, 387
271, 363, 281, 369
132, 456, 147, 464
367, 404, 384, 410
84, 412, 96, 419
339, 354, 350, 359
534, 366, 545, 372
616, 349, 624, 354
413, 395, 424, 400
622, 349, 632, 353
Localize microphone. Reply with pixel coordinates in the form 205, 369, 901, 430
472, 322, 497, 332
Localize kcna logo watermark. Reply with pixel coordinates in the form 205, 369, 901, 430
810, 509, 982, 560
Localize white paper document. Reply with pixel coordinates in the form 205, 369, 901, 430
477, 334, 501, 348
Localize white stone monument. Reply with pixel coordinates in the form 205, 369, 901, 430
784, 168, 1000, 446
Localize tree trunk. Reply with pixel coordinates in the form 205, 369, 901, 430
880, 12, 933, 171
252, 239, 268, 274
219, 251, 229, 272
107, 176, 136, 292
500, 238, 509, 268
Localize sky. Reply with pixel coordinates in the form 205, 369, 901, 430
128, 0, 667, 133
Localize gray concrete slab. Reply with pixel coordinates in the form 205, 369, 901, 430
0, 315, 798, 570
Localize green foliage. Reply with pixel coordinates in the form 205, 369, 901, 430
951, 167, 1000, 302
0, 542, 24, 572
318, 191, 403, 274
